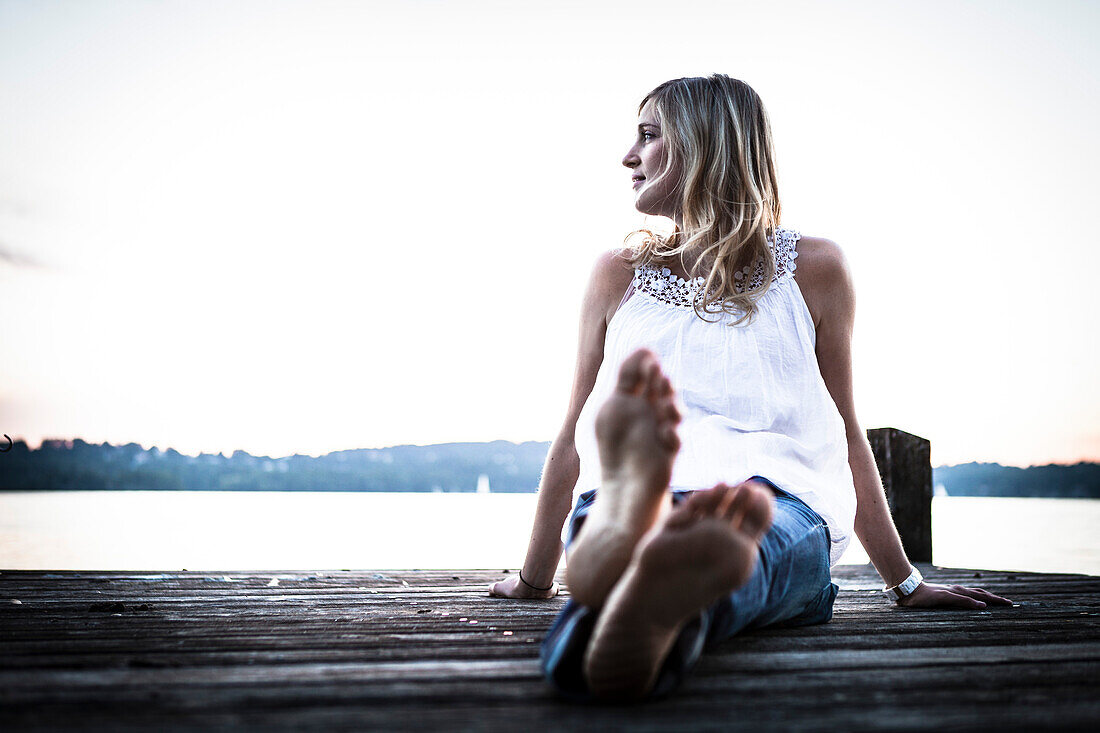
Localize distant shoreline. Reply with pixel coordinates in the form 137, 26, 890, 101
2, 439, 1098, 498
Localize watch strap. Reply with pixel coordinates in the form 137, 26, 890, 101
883, 566, 924, 601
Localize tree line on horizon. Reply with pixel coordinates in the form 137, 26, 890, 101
0, 438, 1098, 498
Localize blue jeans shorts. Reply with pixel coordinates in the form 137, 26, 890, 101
539, 476, 838, 701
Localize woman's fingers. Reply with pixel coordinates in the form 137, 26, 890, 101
956, 585, 1014, 605
902, 586, 985, 609
900, 581, 1016, 610
938, 590, 987, 610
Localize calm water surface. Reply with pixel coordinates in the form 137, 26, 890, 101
1, 492, 1097, 576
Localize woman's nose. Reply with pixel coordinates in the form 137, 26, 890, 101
622, 147, 639, 168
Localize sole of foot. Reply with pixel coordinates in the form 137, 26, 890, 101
566, 348, 681, 609
582, 480, 775, 700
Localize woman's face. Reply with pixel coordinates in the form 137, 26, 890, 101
622, 100, 683, 221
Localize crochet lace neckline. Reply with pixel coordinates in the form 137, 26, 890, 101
632, 228, 801, 310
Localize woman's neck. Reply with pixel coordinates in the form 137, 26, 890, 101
658, 248, 708, 281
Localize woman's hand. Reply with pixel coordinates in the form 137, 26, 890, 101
897, 582, 1013, 610
488, 574, 560, 600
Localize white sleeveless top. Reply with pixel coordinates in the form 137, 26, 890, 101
572, 228, 855, 565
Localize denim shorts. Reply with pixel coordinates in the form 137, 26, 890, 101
540, 476, 838, 701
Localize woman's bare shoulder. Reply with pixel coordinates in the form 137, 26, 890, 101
794, 235, 846, 274
583, 248, 635, 319
792, 235, 855, 326
591, 247, 636, 283
793, 235, 851, 288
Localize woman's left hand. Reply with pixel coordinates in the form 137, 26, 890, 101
488, 575, 560, 600
897, 582, 1013, 609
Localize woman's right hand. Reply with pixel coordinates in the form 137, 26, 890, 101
488, 574, 560, 600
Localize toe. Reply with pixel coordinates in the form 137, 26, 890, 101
658, 424, 680, 452
658, 400, 677, 422
686, 484, 729, 515
680, 489, 710, 514
664, 501, 695, 529
617, 349, 654, 394
720, 484, 749, 522
642, 362, 663, 400
733, 483, 775, 538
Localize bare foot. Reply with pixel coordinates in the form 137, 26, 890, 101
582, 481, 775, 700
565, 348, 681, 609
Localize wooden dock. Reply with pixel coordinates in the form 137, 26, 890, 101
2, 565, 1098, 731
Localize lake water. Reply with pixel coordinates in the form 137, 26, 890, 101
1, 492, 1097, 576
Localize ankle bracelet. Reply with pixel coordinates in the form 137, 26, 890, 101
519, 570, 554, 592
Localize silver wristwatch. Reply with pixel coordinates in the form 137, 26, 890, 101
883, 566, 924, 602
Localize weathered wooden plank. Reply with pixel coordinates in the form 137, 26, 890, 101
0, 566, 1096, 732
6, 700, 1098, 733
7, 639, 1098, 674
2, 660, 1096, 709
3, 694, 1098, 733
3, 643, 1098, 694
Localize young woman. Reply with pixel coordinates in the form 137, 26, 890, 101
489, 74, 1011, 700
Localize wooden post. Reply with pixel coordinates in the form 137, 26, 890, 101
866, 427, 932, 563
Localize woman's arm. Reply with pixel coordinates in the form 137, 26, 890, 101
797, 236, 1011, 609
490, 250, 634, 599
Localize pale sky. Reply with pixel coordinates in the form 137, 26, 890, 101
1, 0, 1097, 467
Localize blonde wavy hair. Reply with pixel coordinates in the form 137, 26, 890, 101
626, 74, 782, 325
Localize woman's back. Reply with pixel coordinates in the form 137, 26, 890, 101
572, 227, 855, 565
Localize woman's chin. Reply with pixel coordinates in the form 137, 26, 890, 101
633, 196, 676, 220
635, 207, 675, 221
